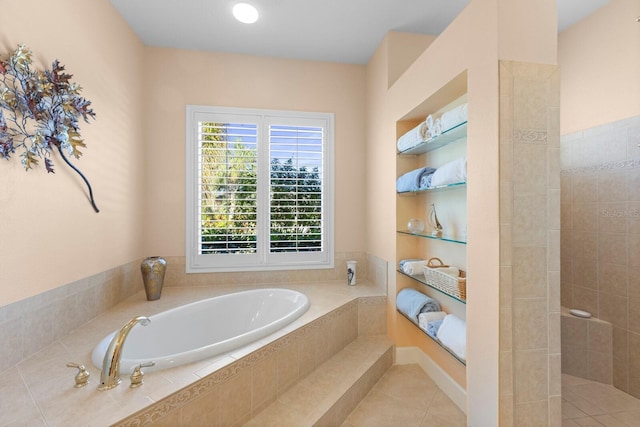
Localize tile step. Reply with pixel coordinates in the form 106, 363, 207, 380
244, 335, 394, 427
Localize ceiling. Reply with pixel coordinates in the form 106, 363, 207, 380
110, 0, 609, 65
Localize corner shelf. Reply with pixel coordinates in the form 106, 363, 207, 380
397, 230, 466, 245
396, 309, 466, 365
397, 181, 466, 195
397, 269, 466, 304
397, 122, 467, 156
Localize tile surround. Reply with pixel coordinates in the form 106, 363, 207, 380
0, 251, 384, 376
0, 259, 143, 373
561, 114, 640, 399
0, 277, 387, 426
0, 251, 388, 426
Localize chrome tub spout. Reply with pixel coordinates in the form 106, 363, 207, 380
98, 316, 150, 390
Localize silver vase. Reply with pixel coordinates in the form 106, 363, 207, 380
141, 256, 167, 301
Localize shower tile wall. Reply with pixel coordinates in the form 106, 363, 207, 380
560, 115, 640, 397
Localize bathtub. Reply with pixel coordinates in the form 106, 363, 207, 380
91, 288, 310, 373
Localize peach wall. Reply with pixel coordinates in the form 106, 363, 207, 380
142, 48, 366, 256
0, 0, 145, 306
387, 32, 436, 88
559, 0, 640, 134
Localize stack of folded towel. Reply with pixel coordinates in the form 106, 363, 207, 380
430, 157, 467, 187
396, 288, 441, 322
396, 167, 436, 192
399, 259, 427, 276
396, 103, 467, 153
397, 122, 429, 152
439, 103, 468, 133
437, 314, 467, 360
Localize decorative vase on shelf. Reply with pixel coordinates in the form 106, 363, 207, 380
141, 256, 167, 301
407, 218, 425, 234
428, 204, 443, 238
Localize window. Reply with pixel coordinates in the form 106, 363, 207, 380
186, 106, 334, 272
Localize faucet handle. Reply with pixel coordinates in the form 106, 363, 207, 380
67, 362, 90, 388
130, 361, 155, 388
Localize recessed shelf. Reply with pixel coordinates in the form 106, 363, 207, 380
396, 309, 466, 366
397, 230, 466, 245
397, 122, 467, 156
397, 181, 466, 195
397, 269, 467, 304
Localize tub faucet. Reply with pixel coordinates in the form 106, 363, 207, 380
98, 316, 150, 390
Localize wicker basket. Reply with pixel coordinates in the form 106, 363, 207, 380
423, 257, 467, 300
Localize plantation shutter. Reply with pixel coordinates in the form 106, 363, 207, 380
268, 124, 324, 253
196, 120, 258, 255
186, 106, 334, 272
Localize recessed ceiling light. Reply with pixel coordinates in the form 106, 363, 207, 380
233, 3, 259, 24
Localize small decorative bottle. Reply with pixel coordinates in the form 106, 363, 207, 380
347, 261, 357, 286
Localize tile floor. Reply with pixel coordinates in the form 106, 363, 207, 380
563, 374, 640, 427
342, 368, 640, 427
342, 364, 467, 427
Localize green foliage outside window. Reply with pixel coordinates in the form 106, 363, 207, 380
199, 122, 322, 254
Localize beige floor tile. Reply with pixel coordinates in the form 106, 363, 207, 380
563, 374, 593, 387
562, 374, 640, 427
563, 402, 589, 419
420, 413, 466, 427
609, 410, 640, 427
372, 364, 439, 408
572, 416, 605, 426
344, 389, 427, 427
593, 414, 633, 427
424, 390, 467, 425
571, 398, 609, 416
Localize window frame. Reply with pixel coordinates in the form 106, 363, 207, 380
185, 105, 335, 273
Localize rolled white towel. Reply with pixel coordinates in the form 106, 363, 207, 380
418, 311, 447, 330
401, 260, 427, 276
440, 103, 468, 132
428, 117, 443, 139
426, 114, 434, 129
397, 122, 428, 152
430, 157, 467, 187
437, 314, 467, 360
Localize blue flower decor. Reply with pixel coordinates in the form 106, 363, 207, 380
0, 44, 98, 212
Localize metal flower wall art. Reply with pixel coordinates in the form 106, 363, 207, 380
0, 44, 99, 212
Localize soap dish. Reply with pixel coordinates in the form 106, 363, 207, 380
569, 309, 591, 318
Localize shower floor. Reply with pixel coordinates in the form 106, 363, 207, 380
563, 374, 640, 426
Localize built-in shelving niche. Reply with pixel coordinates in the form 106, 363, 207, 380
395, 70, 468, 373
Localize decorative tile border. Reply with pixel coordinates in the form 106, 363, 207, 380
561, 158, 640, 175
358, 296, 387, 306
600, 208, 640, 218
514, 129, 548, 144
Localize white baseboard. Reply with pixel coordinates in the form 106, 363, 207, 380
395, 346, 467, 414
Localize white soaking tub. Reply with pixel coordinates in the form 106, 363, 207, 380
91, 288, 310, 373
